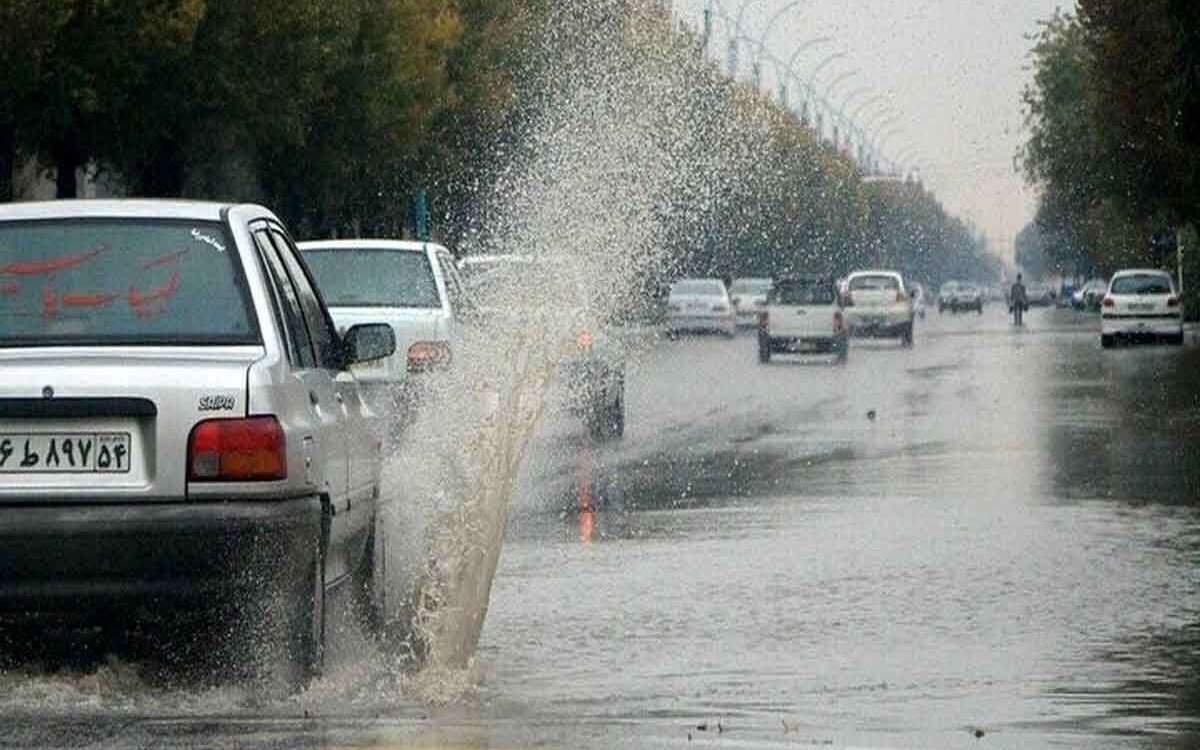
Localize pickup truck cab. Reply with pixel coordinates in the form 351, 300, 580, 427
0, 201, 396, 683
757, 276, 848, 363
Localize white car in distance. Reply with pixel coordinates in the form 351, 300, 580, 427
665, 279, 737, 338
729, 277, 773, 327
1100, 269, 1184, 347
842, 270, 916, 346
299, 240, 469, 415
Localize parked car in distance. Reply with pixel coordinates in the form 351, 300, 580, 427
299, 240, 468, 419
1026, 282, 1056, 307
757, 276, 848, 364
0, 200, 396, 684
938, 280, 984, 314
842, 270, 915, 345
1100, 269, 1184, 348
665, 278, 737, 338
729, 277, 773, 327
1073, 278, 1108, 311
455, 253, 625, 441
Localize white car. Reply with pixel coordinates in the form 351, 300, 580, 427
0, 200, 396, 682
665, 279, 737, 337
729, 277, 773, 327
842, 270, 916, 345
1100, 269, 1184, 347
299, 240, 469, 414
757, 276, 848, 363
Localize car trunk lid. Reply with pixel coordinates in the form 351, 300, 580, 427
0, 346, 262, 503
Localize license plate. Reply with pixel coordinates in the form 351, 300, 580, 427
0, 433, 132, 474
1129, 304, 1154, 312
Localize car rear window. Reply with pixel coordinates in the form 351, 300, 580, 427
0, 219, 258, 347
671, 280, 725, 296
730, 280, 772, 295
771, 280, 836, 305
850, 275, 900, 291
303, 248, 441, 308
1110, 274, 1173, 296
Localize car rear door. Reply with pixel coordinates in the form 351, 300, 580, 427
250, 226, 357, 579
266, 226, 374, 581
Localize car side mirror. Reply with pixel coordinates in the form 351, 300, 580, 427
343, 323, 396, 366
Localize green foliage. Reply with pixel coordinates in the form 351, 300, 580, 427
1022, 2, 1200, 310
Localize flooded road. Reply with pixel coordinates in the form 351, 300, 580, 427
4, 306, 1199, 749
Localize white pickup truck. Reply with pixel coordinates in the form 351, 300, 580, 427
757, 276, 849, 364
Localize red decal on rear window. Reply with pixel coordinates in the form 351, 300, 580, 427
142, 248, 190, 270
0, 245, 106, 276
61, 291, 120, 308
127, 271, 181, 309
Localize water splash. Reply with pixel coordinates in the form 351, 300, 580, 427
377, 0, 768, 700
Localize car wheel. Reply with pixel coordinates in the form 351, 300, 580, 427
976, 304, 983, 314
288, 534, 325, 686
1169, 331, 1185, 347
758, 334, 771, 364
1101, 334, 1114, 349
901, 323, 914, 347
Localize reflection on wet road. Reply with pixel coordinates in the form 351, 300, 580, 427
4, 307, 1199, 749
488, 306, 1200, 749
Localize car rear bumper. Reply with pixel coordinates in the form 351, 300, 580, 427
844, 309, 911, 335
765, 334, 847, 354
1102, 316, 1183, 337
667, 314, 736, 333
0, 497, 321, 613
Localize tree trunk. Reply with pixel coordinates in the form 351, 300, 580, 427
0, 122, 14, 203
54, 140, 81, 199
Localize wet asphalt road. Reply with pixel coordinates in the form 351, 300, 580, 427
3, 304, 1200, 749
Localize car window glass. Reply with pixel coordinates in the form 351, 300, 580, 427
303, 248, 441, 308
850, 275, 900, 291
771, 281, 836, 306
1111, 275, 1173, 295
254, 230, 314, 368
269, 229, 341, 370
0, 220, 258, 347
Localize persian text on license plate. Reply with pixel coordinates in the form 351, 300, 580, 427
0, 433, 132, 474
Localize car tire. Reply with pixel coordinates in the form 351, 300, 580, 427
901, 323, 914, 347
758, 334, 771, 364
1168, 331, 1185, 347
1101, 333, 1115, 349
976, 303, 983, 315
288, 534, 326, 686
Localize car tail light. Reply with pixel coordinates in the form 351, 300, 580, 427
833, 310, 845, 333
188, 416, 286, 482
897, 290, 909, 302
408, 341, 452, 372
1102, 297, 1115, 308
576, 330, 593, 351
1168, 296, 1181, 308
758, 311, 769, 329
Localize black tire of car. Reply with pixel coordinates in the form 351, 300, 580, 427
610, 386, 626, 439
758, 333, 771, 363
901, 323, 914, 347
1101, 334, 1115, 349
288, 534, 326, 686
976, 303, 983, 314
1169, 331, 1185, 346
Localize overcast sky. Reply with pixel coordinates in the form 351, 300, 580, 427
672, 0, 1068, 262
